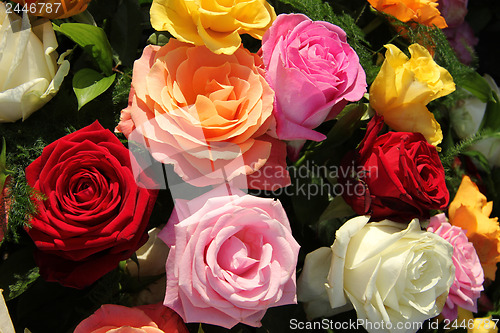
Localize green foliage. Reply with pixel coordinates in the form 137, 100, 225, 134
112, 68, 133, 106
0, 138, 12, 193
73, 69, 116, 110
4, 140, 46, 243
53, 23, 114, 75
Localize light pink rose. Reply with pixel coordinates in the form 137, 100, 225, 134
261, 13, 367, 160
439, 0, 468, 28
159, 185, 300, 328
427, 213, 484, 321
74, 303, 188, 333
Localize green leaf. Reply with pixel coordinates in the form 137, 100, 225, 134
323, 103, 368, 148
73, 69, 116, 110
461, 71, 494, 103
481, 91, 500, 132
53, 23, 114, 75
0, 138, 10, 193
319, 195, 355, 222
110, 0, 143, 66
148, 32, 171, 46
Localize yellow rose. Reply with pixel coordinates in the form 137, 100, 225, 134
369, 43, 455, 146
449, 175, 500, 280
150, 0, 276, 55
456, 309, 499, 333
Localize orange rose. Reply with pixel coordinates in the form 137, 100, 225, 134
449, 175, 500, 280
116, 39, 289, 190
11, 0, 91, 19
74, 303, 188, 333
367, 0, 447, 29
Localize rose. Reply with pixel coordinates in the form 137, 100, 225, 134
0, 290, 14, 333
297, 216, 455, 333
471, 137, 500, 167
126, 227, 169, 278
449, 75, 500, 167
427, 213, 484, 321
150, 0, 275, 55
338, 115, 449, 222
444, 22, 479, 65
369, 44, 455, 146
126, 227, 169, 306
25, 121, 158, 289
450, 75, 499, 140
367, 0, 448, 28
260, 14, 367, 160
449, 175, 500, 280
159, 185, 300, 328
0, 3, 70, 123
438, 0, 468, 28
11, 0, 91, 19
74, 303, 188, 333
116, 39, 289, 190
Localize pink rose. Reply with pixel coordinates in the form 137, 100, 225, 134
261, 13, 367, 160
439, 0, 468, 28
74, 303, 188, 333
159, 185, 300, 328
427, 213, 484, 320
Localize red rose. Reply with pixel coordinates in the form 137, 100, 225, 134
338, 115, 449, 222
25, 121, 157, 288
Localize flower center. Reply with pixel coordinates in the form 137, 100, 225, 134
218, 236, 258, 275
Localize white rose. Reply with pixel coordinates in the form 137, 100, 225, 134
0, 290, 15, 333
450, 96, 487, 140
449, 75, 500, 167
126, 227, 169, 306
450, 75, 500, 140
126, 227, 169, 278
297, 216, 455, 333
0, 3, 70, 122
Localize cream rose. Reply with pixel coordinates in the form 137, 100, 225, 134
0, 3, 70, 122
297, 216, 455, 333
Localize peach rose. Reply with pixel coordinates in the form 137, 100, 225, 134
367, 0, 447, 28
117, 39, 289, 190
74, 303, 188, 333
449, 175, 500, 280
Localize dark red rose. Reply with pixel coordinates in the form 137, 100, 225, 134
25, 121, 157, 288
338, 115, 449, 222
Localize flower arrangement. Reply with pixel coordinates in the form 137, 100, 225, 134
0, 0, 499, 332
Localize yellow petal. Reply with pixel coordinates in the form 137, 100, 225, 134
369, 43, 454, 146
150, 0, 204, 45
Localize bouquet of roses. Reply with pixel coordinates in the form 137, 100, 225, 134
0, 0, 499, 332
